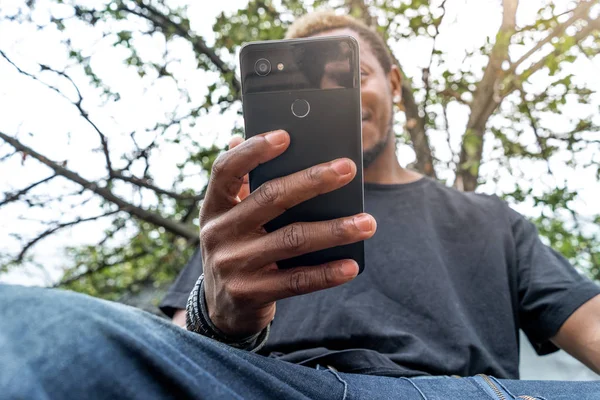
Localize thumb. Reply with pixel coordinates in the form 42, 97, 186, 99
228, 135, 250, 201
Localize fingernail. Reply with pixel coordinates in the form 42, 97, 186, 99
265, 130, 287, 146
341, 261, 359, 278
331, 159, 352, 175
354, 214, 373, 232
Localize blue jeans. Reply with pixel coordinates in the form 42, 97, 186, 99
1, 284, 598, 399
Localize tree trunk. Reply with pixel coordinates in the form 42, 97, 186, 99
454, 0, 518, 191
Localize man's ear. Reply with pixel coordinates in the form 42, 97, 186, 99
389, 65, 403, 108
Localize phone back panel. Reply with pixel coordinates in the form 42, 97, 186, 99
240, 37, 365, 272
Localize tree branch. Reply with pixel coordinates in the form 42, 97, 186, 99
16, 210, 120, 263
508, 0, 595, 74
454, 0, 599, 191
0, 150, 17, 162
181, 184, 208, 225
520, 91, 553, 175
399, 64, 437, 178
55, 250, 148, 287
347, 0, 377, 27
0, 50, 114, 174
117, 2, 241, 95
505, 16, 600, 96
516, 8, 576, 33
0, 131, 199, 242
0, 175, 56, 207
423, 0, 448, 121
441, 100, 457, 171
439, 88, 470, 105
111, 170, 203, 202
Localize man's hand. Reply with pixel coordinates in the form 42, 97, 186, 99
197, 130, 376, 338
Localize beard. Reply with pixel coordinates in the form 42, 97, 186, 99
362, 111, 394, 169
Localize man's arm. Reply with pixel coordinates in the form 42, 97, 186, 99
551, 294, 600, 374
172, 309, 186, 328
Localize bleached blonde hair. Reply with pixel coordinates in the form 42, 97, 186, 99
285, 10, 393, 73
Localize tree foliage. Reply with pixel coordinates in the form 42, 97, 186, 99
0, 0, 598, 301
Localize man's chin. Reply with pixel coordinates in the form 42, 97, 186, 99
362, 132, 390, 169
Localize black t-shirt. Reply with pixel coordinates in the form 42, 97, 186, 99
160, 177, 600, 378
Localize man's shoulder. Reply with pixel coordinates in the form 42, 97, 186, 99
396, 179, 522, 255
412, 178, 514, 230
425, 178, 506, 208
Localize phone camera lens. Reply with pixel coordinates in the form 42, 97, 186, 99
255, 59, 271, 76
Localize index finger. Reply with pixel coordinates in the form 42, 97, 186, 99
201, 130, 290, 220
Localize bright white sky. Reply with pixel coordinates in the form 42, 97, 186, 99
0, 0, 599, 286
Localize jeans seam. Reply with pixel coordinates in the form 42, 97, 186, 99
398, 377, 427, 400
324, 369, 348, 400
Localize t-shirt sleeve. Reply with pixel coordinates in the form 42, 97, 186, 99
510, 208, 600, 355
159, 247, 204, 318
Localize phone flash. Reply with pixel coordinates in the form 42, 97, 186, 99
277, 63, 285, 71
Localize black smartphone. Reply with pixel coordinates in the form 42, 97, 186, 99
239, 36, 365, 273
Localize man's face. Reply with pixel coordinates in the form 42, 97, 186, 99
310, 28, 400, 166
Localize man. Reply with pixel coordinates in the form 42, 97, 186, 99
1, 11, 600, 400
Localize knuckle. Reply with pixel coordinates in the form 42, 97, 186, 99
211, 153, 229, 178
200, 220, 223, 252
289, 269, 309, 296
198, 204, 208, 228
320, 264, 337, 287
329, 219, 348, 239
255, 179, 284, 206
279, 224, 307, 252
303, 165, 322, 185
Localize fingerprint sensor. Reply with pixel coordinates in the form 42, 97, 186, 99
291, 99, 310, 118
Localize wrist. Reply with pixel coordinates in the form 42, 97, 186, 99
186, 273, 271, 352
200, 278, 263, 342
207, 305, 266, 339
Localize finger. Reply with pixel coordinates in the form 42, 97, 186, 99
202, 130, 290, 220
246, 213, 375, 268
238, 176, 250, 201
228, 135, 244, 150
227, 157, 357, 232
253, 259, 359, 303
228, 135, 250, 201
